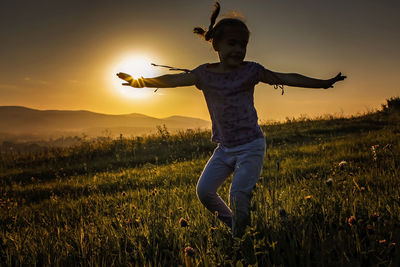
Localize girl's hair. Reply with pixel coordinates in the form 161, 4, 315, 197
193, 2, 249, 49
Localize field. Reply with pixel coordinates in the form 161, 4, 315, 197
1, 99, 400, 266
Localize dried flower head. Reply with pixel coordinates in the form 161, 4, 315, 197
179, 218, 188, 227
348, 216, 357, 226
371, 145, 379, 161
184, 246, 195, 257
338, 160, 348, 170
151, 189, 157, 196
371, 144, 379, 150
133, 219, 141, 228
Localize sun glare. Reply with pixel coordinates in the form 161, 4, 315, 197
111, 54, 161, 99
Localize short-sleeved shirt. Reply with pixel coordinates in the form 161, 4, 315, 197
192, 61, 265, 147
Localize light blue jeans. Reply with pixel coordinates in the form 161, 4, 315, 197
196, 137, 266, 236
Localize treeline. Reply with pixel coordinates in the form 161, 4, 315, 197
0, 135, 84, 153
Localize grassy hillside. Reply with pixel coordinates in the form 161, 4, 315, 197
1, 99, 399, 266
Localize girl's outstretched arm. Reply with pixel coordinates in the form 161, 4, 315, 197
260, 68, 346, 89
116, 72, 196, 88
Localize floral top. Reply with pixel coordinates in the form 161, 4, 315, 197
192, 61, 265, 147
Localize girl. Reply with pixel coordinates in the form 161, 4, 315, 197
117, 2, 346, 237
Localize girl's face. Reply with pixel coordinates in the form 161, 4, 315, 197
214, 26, 249, 70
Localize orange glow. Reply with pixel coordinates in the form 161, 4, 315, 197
109, 53, 162, 99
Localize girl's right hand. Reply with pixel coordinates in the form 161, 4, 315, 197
116, 72, 132, 85
116, 72, 146, 87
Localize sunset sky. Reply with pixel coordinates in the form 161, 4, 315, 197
1, 0, 399, 121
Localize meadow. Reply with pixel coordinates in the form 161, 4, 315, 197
1, 98, 399, 266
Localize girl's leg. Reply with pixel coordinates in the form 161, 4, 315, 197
196, 146, 235, 228
230, 138, 266, 237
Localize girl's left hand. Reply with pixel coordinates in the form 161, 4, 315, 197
116, 72, 134, 86
324, 72, 347, 89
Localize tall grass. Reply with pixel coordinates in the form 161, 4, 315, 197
1, 99, 399, 266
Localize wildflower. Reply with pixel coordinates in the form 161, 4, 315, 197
179, 218, 188, 227
50, 193, 58, 202
184, 246, 195, 267
121, 191, 126, 197
348, 216, 357, 226
304, 195, 312, 200
152, 189, 157, 196
388, 242, 396, 249
325, 178, 333, 186
371, 144, 379, 150
178, 206, 183, 211
184, 246, 195, 257
338, 160, 347, 170
371, 145, 379, 161
379, 239, 387, 244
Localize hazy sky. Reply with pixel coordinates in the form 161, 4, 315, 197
1, 0, 399, 121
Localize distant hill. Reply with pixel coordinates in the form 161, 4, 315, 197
0, 106, 211, 142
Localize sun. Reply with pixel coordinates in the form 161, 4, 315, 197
110, 54, 161, 99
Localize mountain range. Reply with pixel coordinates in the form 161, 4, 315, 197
0, 106, 211, 142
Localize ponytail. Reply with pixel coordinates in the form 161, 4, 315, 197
193, 1, 249, 49
193, 1, 220, 41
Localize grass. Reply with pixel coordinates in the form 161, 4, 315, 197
1, 100, 400, 266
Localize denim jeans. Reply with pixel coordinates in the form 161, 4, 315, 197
196, 137, 266, 237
